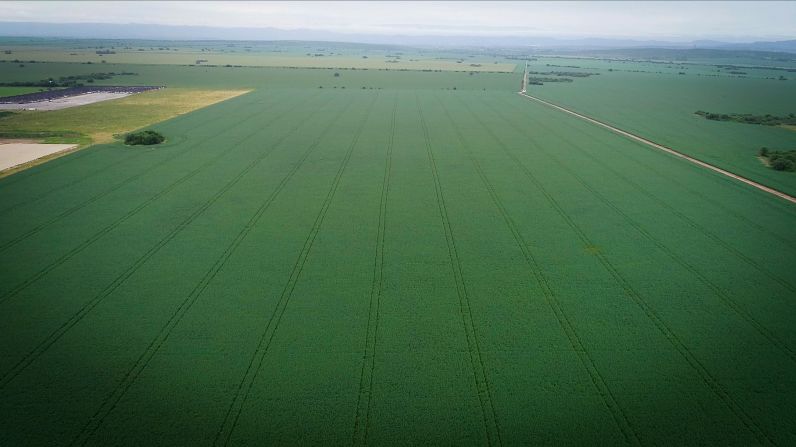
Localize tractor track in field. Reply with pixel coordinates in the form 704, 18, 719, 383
0, 93, 329, 389
0, 93, 286, 254
478, 95, 775, 446
213, 93, 378, 447
602, 135, 796, 250
73, 93, 357, 447
486, 96, 796, 364
352, 94, 396, 447
417, 95, 502, 447
517, 92, 796, 206
516, 97, 796, 295
512, 95, 796, 294
0, 93, 258, 216
546, 118, 796, 294
0, 151, 141, 214
0, 141, 100, 188
442, 94, 641, 446
0, 92, 317, 308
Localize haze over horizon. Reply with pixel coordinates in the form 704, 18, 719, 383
0, 1, 794, 42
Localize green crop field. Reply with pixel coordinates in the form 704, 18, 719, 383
1, 39, 796, 445
525, 54, 796, 195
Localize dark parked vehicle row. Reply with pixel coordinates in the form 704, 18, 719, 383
0, 86, 163, 104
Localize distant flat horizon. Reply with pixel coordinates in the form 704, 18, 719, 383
0, 21, 794, 53
0, 1, 794, 42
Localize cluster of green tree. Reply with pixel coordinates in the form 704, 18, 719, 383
2, 59, 40, 66
527, 77, 574, 85
528, 71, 598, 77
717, 64, 796, 73
0, 72, 137, 88
759, 148, 796, 172
695, 111, 796, 126
544, 64, 583, 69
124, 130, 165, 146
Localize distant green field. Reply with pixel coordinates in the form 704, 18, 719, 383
0, 61, 518, 91
527, 58, 796, 195
0, 86, 48, 97
1, 87, 795, 445
0, 42, 516, 73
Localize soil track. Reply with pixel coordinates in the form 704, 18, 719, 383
517, 92, 796, 205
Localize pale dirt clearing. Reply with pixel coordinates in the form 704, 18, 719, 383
0, 93, 132, 111
0, 143, 78, 171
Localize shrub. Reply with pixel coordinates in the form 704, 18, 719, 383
771, 157, 795, 171
124, 130, 165, 146
760, 148, 796, 172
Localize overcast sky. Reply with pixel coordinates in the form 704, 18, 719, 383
0, 1, 794, 41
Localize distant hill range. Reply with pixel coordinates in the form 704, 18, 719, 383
691, 40, 796, 53
0, 21, 794, 53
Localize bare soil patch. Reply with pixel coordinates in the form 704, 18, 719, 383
0, 143, 77, 172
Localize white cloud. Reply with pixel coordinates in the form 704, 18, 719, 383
0, 1, 793, 40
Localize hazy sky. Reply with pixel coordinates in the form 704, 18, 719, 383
0, 1, 794, 40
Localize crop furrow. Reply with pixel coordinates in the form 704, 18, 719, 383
213, 93, 378, 447
72, 93, 354, 447
0, 92, 291, 253
352, 94, 396, 447
509, 97, 796, 294
416, 94, 502, 447
483, 96, 796, 364
479, 95, 775, 447
0, 92, 328, 389
0, 92, 315, 307
441, 93, 640, 446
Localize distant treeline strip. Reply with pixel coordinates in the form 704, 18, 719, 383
695, 111, 796, 126
528, 70, 599, 77
0, 72, 138, 88
527, 77, 574, 85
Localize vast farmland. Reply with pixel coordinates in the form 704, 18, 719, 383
1, 85, 796, 445
0, 38, 516, 72
1, 37, 796, 446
